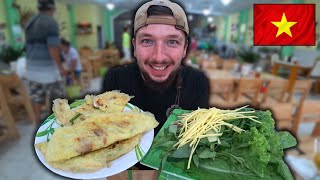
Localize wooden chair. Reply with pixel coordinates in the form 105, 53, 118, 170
259, 79, 289, 106
209, 79, 235, 108
80, 58, 93, 89
310, 61, 320, 94
79, 46, 93, 58
232, 78, 263, 107
201, 60, 217, 70
0, 74, 36, 124
297, 100, 320, 136
0, 85, 19, 140
102, 49, 120, 67
261, 80, 312, 135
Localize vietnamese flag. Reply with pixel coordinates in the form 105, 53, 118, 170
254, 4, 315, 46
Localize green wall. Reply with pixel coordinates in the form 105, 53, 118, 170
12, 0, 107, 50
237, 9, 248, 44
0, 0, 9, 45
75, 3, 104, 49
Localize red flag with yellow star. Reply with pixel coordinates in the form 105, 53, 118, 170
254, 4, 315, 46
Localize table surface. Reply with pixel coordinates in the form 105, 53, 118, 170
286, 136, 319, 180
204, 69, 283, 81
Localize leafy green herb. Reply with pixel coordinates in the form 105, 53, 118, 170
69, 113, 81, 125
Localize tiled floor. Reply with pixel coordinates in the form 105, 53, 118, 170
0, 76, 319, 180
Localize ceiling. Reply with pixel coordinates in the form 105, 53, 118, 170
63, 0, 284, 16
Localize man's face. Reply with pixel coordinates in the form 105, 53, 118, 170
132, 24, 188, 83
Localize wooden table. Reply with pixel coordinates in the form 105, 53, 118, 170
272, 60, 313, 93
108, 170, 158, 180
205, 69, 283, 81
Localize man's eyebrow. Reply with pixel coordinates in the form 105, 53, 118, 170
137, 33, 153, 38
167, 34, 184, 40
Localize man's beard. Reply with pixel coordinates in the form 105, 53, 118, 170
140, 68, 180, 93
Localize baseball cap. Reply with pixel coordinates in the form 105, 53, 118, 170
38, 0, 55, 10
134, 0, 189, 36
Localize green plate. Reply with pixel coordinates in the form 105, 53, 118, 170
140, 109, 192, 180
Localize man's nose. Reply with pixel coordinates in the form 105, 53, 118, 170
152, 43, 166, 62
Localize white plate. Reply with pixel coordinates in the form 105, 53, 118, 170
34, 101, 154, 179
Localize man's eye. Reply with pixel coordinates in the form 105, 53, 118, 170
167, 40, 178, 45
141, 39, 153, 44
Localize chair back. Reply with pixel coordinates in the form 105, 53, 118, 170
0, 85, 19, 140
79, 46, 93, 58
102, 49, 120, 67
210, 79, 234, 100
261, 79, 288, 103
287, 80, 312, 134
287, 79, 312, 104
0, 74, 36, 124
234, 78, 263, 103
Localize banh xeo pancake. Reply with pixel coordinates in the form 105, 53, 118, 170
53, 91, 132, 126
92, 90, 132, 112
73, 91, 131, 115
36, 134, 142, 172
45, 111, 159, 162
52, 99, 78, 126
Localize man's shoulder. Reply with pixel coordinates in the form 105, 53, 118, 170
181, 65, 207, 79
108, 63, 138, 75
38, 14, 57, 24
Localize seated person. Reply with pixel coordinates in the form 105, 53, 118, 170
60, 38, 82, 84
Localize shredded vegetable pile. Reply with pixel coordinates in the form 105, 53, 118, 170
175, 106, 260, 169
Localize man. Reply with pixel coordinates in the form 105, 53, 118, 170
60, 38, 82, 84
102, 0, 209, 134
25, 0, 65, 124
122, 26, 131, 62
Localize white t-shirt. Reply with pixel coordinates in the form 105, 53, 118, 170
62, 47, 82, 71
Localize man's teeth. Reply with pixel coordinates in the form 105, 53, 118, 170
152, 66, 166, 70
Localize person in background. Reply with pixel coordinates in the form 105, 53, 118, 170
104, 41, 111, 49
102, 0, 209, 135
60, 38, 82, 84
190, 34, 198, 51
104, 41, 114, 49
219, 44, 228, 59
24, 0, 65, 124
122, 26, 131, 62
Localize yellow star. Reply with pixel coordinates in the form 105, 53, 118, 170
271, 13, 297, 37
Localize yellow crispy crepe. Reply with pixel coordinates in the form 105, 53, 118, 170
74, 91, 131, 115
45, 111, 158, 162
92, 90, 132, 112
52, 99, 77, 126
36, 134, 142, 172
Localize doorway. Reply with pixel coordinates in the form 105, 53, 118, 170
97, 25, 103, 49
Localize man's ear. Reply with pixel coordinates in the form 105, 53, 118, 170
183, 39, 188, 58
132, 38, 136, 57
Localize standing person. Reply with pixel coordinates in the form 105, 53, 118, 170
122, 26, 131, 62
102, 0, 209, 134
60, 38, 82, 84
25, 0, 65, 124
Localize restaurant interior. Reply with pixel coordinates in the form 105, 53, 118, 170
0, 0, 320, 179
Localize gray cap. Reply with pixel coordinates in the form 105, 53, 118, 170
134, 0, 189, 36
